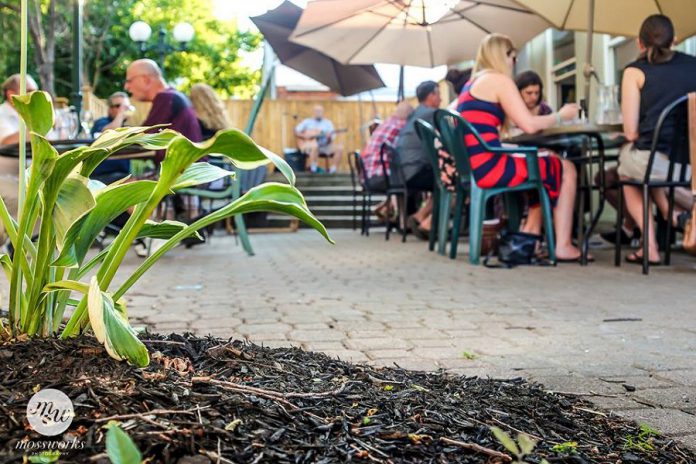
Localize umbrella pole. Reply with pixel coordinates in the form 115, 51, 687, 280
398, 65, 405, 102
582, 0, 596, 119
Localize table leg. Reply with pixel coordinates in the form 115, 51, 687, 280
583, 134, 606, 264
577, 137, 588, 264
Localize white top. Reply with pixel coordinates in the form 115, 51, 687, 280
0, 101, 20, 144
295, 117, 334, 147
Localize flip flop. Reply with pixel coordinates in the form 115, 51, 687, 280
625, 252, 661, 266
556, 255, 595, 263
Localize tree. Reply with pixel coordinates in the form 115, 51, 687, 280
0, 0, 262, 99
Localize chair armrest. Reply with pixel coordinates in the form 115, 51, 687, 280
487, 146, 538, 155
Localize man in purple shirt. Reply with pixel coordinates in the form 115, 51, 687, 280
125, 59, 202, 163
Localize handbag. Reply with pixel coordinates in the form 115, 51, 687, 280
683, 93, 696, 256
483, 231, 543, 268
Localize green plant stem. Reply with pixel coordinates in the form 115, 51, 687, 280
18, 0, 27, 214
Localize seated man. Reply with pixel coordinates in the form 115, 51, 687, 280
90, 91, 132, 184
0, 74, 39, 145
360, 101, 413, 221
295, 105, 343, 174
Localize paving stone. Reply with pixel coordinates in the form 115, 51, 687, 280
614, 408, 696, 436
345, 338, 412, 351
653, 369, 696, 387
632, 387, 696, 410
366, 349, 414, 360
321, 350, 370, 363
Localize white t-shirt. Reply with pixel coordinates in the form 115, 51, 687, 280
295, 117, 334, 147
0, 101, 20, 144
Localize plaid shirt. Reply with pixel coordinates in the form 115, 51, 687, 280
360, 116, 407, 179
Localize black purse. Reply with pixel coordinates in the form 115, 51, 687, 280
484, 231, 544, 268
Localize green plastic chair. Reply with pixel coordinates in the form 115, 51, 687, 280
413, 118, 461, 255
435, 109, 556, 265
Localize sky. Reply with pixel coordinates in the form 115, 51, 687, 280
211, 0, 447, 99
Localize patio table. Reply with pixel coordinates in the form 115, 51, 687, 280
504, 123, 624, 265
0, 139, 155, 160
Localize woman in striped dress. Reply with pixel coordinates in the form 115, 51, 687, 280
458, 33, 586, 262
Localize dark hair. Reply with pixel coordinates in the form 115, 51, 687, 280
416, 80, 438, 103
514, 70, 544, 106
639, 14, 675, 64
445, 67, 472, 95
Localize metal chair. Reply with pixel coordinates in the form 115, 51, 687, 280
436, 109, 556, 265
347, 150, 365, 232
614, 93, 693, 275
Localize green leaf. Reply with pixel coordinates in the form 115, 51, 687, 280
27, 450, 61, 463
158, 129, 295, 189
53, 175, 96, 250
88, 277, 149, 367
0, 253, 12, 280
517, 433, 537, 456
171, 161, 235, 190
490, 426, 520, 456
105, 422, 142, 464
53, 180, 157, 267
11, 91, 54, 136
137, 220, 202, 241
42, 280, 90, 295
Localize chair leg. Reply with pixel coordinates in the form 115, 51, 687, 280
429, 189, 440, 252
438, 190, 452, 256
468, 187, 485, 265
385, 194, 392, 241
400, 194, 408, 243
352, 191, 357, 231
615, 185, 624, 266
450, 189, 465, 260
665, 186, 675, 265
642, 185, 650, 275
505, 193, 521, 231
363, 193, 370, 236
539, 187, 556, 264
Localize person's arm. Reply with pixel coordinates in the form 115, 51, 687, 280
295, 119, 307, 136
621, 67, 644, 142
101, 108, 128, 131
493, 75, 577, 133
325, 120, 335, 143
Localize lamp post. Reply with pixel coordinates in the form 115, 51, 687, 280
128, 21, 195, 78
70, 0, 84, 122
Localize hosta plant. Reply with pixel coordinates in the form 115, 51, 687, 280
0, 91, 332, 367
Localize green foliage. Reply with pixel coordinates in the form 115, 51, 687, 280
461, 350, 477, 360
0, 0, 261, 98
551, 441, 578, 454
2, 92, 332, 366
624, 423, 660, 453
105, 422, 142, 464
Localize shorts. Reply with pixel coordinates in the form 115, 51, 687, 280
617, 143, 690, 181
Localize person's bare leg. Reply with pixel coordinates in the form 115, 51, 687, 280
622, 182, 660, 261
521, 206, 542, 234
412, 196, 433, 223
307, 142, 319, 172
330, 146, 343, 174
598, 166, 636, 231
554, 159, 585, 259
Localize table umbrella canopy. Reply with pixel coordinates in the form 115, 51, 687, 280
289, 0, 552, 67
513, 0, 696, 39
251, 0, 385, 96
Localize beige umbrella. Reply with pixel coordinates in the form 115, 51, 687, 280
289, 0, 551, 68
513, 0, 696, 113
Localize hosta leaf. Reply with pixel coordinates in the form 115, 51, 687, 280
158, 130, 295, 191
105, 423, 142, 464
171, 162, 235, 190
42, 280, 90, 295
0, 253, 12, 280
11, 91, 54, 136
87, 277, 148, 367
53, 180, 157, 267
53, 175, 96, 250
137, 220, 202, 240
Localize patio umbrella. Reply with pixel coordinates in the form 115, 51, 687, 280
251, 0, 385, 96
289, 0, 551, 68
513, 0, 696, 114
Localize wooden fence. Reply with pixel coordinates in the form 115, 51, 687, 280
83, 90, 401, 172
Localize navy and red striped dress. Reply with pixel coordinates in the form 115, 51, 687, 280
456, 81, 563, 206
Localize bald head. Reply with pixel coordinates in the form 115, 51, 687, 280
394, 100, 413, 120
2, 74, 38, 103
125, 59, 166, 102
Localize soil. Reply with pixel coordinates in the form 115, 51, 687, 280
1, 332, 694, 463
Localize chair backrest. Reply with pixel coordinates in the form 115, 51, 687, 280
646, 93, 692, 183
379, 141, 406, 188
434, 109, 481, 180
414, 118, 445, 190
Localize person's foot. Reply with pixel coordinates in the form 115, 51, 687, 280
626, 250, 661, 265
555, 245, 593, 262
600, 226, 639, 245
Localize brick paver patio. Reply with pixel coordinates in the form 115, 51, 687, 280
113, 230, 696, 448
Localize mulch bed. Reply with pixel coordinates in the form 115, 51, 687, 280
1, 332, 694, 463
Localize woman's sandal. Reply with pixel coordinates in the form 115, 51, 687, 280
625, 252, 662, 266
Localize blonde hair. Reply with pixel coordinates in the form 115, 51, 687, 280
472, 33, 516, 77
189, 83, 231, 132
